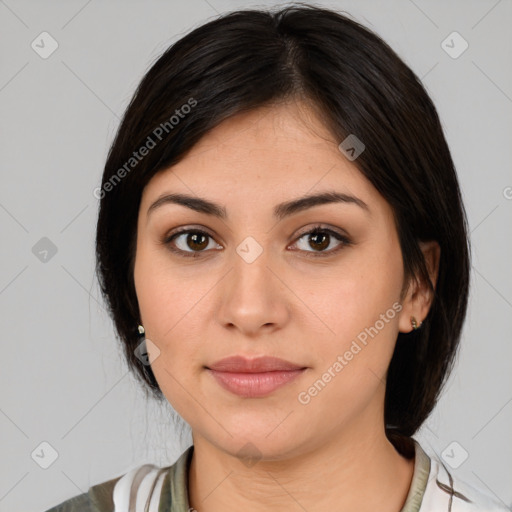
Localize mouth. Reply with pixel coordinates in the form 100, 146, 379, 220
205, 355, 308, 398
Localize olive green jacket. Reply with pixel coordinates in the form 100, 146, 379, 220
43, 440, 509, 511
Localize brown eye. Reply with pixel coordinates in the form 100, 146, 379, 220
291, 227, 351, 257
165, 229, 221, 257
185, 232, 209, 251
163, 225, 350, 259
308, 232, 330, 251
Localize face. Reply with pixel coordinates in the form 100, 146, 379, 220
134, 101, 409, 460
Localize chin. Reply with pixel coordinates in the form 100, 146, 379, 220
206, 424, 311, 463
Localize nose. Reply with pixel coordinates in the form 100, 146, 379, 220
216, 244, 290, 337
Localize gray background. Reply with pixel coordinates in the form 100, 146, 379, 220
1, 0, 511, 511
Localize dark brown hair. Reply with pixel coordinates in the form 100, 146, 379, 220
95, 3, 470, 454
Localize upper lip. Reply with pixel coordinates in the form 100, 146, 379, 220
207, 356, 306, 373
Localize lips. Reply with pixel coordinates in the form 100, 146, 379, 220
206, 356, 307, 398
208, 355, 305, 373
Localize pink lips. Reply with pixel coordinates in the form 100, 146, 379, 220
206, 356, 307, 398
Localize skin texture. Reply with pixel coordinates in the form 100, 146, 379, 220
133, 100, 440, 512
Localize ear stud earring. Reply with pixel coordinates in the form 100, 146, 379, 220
410, 316, 422, 330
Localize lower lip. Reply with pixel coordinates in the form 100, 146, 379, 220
207, 369, 306, 398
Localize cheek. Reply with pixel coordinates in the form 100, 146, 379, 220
135, 240, 203, 336
134, 242, 216, 386
306, 253, 402, 340
296, 285, 402, 428
300, 240, 403, 380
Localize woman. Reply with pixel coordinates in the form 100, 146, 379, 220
44, 4, 508, 511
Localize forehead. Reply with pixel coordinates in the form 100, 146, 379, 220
141, 101, 381, 213
177, 101, 343, 172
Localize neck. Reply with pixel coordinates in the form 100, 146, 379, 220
187, 414, 415, 512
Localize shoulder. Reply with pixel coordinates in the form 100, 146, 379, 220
42, 473, 122, 512
420, 452, 510, 512
42, 462, 166, 512
42, 447, 194, 512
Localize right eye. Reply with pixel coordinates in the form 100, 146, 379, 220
163, 229, 222, 258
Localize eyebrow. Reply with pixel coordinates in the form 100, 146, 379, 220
146, 190, 369, 222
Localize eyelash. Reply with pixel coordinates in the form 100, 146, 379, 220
162, 224, 352, 259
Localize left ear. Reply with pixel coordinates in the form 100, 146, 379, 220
398, 240, 441, 333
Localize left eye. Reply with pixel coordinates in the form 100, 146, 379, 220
291, 228, 350, 256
